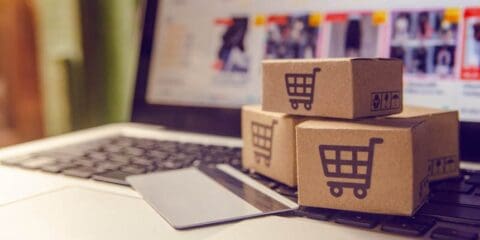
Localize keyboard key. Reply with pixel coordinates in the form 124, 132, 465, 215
156, 142, 178, 153
85, 151, 109, 161
274, 185, 297, 198
95, 161, 126, 171
201, 154, 217, 163
333, 212, 380, 229
297, 207, 336, 221
158, 160, 184, 170
120, 164, 147, 174
431, 181, 475, 194
112, 137, 134, 147
130, 157, 153, 166
230, 158, 242, 168
418, 203, 480, 224
92, 170, 132, 185
147, 150, 169, 160
133, 139, 157, 150
466, 174, 480, 186
123, 147, 145, 156
431, 192, 480, 209
431, 227, 479, 240
63, 166, 99, 178
41, 162, 78, 173
52, 155, 75, 163
101, 144, 123, 153
72, 157, 98, 167
108, 154, 130, 163
19, 156, 57, 169
381, 216, 436, 236
167, 154, 196, 164
180, 143, 205, 153
461, 169, 480, 177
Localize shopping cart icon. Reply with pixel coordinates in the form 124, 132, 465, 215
285, 67, 320, 110
319, 138, 383, 199
251, 120, 278, 167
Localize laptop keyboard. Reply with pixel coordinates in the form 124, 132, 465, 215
2, 136, 243, 185
2, 136, 480, 239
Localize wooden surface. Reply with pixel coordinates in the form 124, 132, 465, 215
0, 0, 44, 147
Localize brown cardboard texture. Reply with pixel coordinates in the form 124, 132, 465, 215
388, 105, 459, 181
262, 58, 403, 119
242, 105, 304, 187
296, 118, 429, 215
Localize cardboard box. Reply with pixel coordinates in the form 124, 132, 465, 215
388, 106, 459, 181
262, 58, 403, 119
296, 118, 429, 215
242, 105, 304, 187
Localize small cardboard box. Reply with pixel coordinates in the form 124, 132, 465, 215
242, 105, 304, 187
262, 58, 403, 119
296, 118, 429, 215
388, 106, 459, 181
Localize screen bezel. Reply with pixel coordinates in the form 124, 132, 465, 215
131, 0, 241, 137
131, 0, 480, 162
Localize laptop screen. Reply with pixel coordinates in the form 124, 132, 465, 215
145, 0, 480, 123
146, 0, 262, 108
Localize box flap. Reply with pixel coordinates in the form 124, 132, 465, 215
350, 58, 402, 62
262, 58, 352, 65
388, 105, 458, 119
243, 105, 289, 118
297, 117, 425, 131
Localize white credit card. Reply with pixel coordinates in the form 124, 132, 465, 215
127, 164, 297, 230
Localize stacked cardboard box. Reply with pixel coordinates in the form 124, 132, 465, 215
242, 58, 459, 216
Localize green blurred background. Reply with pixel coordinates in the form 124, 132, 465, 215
0, 0, 143, 145
39, 0, 142, 134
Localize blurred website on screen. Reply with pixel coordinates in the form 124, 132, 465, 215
146, 0, 480, 122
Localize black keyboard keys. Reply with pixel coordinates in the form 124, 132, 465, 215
108, 154, 131, 163
418, 203, 480, 225
120, 164, 147, 174
381, 216, 436, 236
63, 166, 100, 178
0, 136, 243, 188
95, 161, 125, 172
431, 227, 479, 240
466, 174, 480, 186
333, 212, 380, 229
73, 157, 98, 167
274, 185, 297, 198
431, 192, 480, 209
297, 207, 336, 221
41, 162, 78, 173
431, 181, 475, 194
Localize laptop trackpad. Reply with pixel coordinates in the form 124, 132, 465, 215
127, 165, 296, 229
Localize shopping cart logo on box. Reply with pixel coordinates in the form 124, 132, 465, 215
319, 138, 383, 199
251, 120, 278, 167
285, 67, 320, 110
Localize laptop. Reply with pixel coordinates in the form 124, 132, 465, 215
0, 0, 479, 239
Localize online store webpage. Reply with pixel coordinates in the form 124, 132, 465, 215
146, 0, 480, 122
